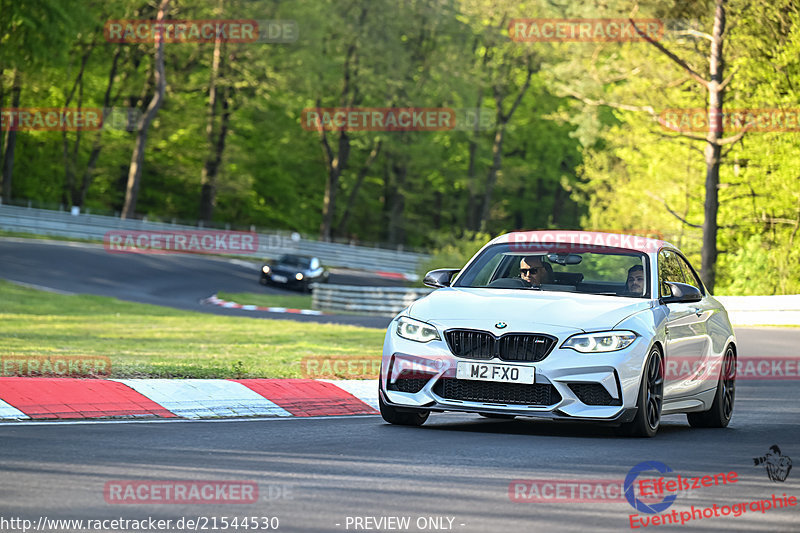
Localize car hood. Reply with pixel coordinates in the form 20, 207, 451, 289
408, 287, 653, 332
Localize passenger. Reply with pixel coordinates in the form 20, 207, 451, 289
519, 256, 554, 286
625, 264, 645, 295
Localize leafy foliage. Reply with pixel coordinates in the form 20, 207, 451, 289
2, 0, 798, 293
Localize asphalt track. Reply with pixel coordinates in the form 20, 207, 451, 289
0, 238, 400, 328
1, 366, 798, 533
1, 330, 799, 533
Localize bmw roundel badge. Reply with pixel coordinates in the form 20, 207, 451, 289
495, 322, 507, 329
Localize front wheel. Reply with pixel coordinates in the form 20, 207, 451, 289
379, 394, 429, 426
687, 346, 735, 428
616, 346, 664, 438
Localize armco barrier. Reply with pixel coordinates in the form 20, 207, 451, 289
311, 285, 800, 325
312, 284, 433, 316
0, 204, 427, 275
716, 295, 800, 326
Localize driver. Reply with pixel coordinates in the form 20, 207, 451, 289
625, 264, 645, 295
519, 256, 553, 286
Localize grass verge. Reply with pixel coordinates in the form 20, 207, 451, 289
0, 280, 382, 379
0, 230, 100, 243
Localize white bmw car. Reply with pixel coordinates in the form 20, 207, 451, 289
379, 231, 737, 437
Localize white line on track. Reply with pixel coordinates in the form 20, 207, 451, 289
0, 414, 381, 427
4, 279, 76, 295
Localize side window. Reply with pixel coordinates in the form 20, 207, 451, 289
658, 250, 685, 297
675, 254, 704, 294
471, 253, 503, 286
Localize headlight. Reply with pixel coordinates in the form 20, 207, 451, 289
562, 331, 637, 353
396, 316, 440, 343
262, 266, 270, 274
295, 273, 304, 280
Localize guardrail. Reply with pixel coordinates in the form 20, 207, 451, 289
716, 295, 800, 327
312, 284, 800, 325
312, 284, 433, 316
0, 204, 428, 275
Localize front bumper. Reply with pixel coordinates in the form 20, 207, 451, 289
263, 271, 309, 288
379, 388, 638, 423
381, 322, 650, 422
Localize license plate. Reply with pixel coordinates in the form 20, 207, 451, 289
456, 362, 534, 384
271, 274, 288, 283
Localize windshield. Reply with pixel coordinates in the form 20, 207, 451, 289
453, 243, 650, 298
278, 255, 312, 268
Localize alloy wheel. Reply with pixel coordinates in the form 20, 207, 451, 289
645, 349, 664, 430
720, 348, 736, 419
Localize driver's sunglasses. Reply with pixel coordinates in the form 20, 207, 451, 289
520, 268, 540, 275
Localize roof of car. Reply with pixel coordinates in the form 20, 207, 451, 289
491, 230, 674, 254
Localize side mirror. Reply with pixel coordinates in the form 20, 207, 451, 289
423, 268, 460, 288
662, 282, 703, 304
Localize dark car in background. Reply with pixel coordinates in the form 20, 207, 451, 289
260, 254, 329, 292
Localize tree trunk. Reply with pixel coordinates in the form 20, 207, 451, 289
477, 60, 534, 232
199, 13, 226, 223
200, 85, 230, 222
479, 124, 505, 231
1, 68, 20, 203
317, 6, 368, 240
0, 61, 5, 178
336, 138, 382, 236
319, 128, 350, 241
551, 183, 564, 225
121, 0, 170, 219
633, 1, 728, 292
433, 190, 443, 230
701, 0, 726, 293
79, 45, 124, 207
386, 159, 407, 245
61, 44, 93, 207
466, 89, 484, 230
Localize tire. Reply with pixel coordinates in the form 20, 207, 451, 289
479, 413, 516, 420
379, 394, 429, 426
687, 346, 735, 428
616, 346, 664, 438
259, 275, 268, 286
